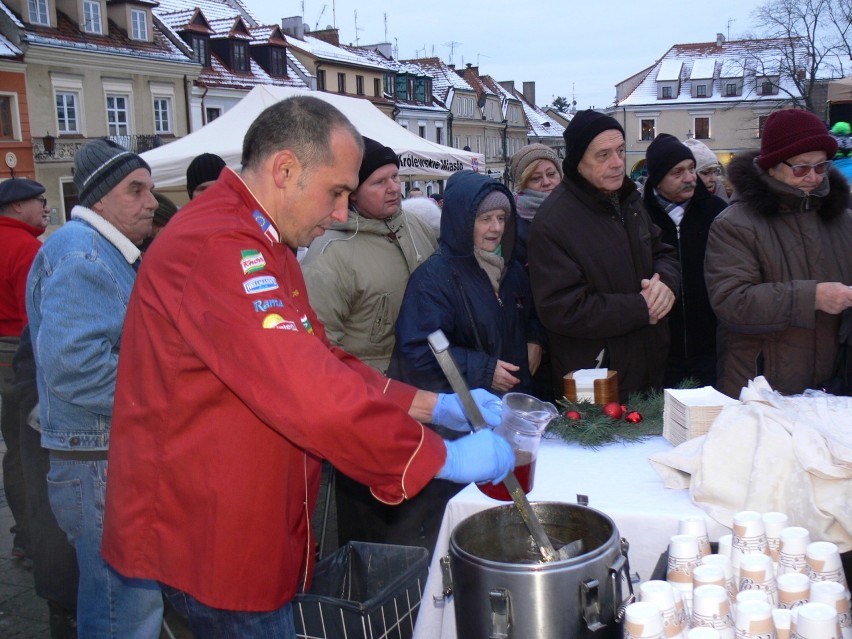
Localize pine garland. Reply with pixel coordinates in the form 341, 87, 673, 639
546, 380, 700, 448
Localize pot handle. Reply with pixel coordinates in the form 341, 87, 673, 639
488, 588, 510, 639
611, 537, 636, 623
433, 555, 453, 604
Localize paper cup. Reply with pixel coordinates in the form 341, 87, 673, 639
688, 629, 722, 639
778, 572, 812, 610
737, 590, 772, 606
809, 582, 851, 639
806, 542, 848, 589
762, 512, 789, 563
692, 584, 734, 637
625, 601, 666, 638
718, 534, 733, 559
694, 564, 727, 590
739, 553, 778, 606
778, 527, 811, 576
732, 511, 769, 555
680, 516, 712, 557
774, 608, 793, 639
734, 599, 774, 638
794, 601, 841, 639
640, 580, 687, 638
703, 554, 737, 600
669, 534, 702, 585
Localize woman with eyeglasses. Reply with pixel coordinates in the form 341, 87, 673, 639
684, 138, 730, 202
704, 108, 852, 397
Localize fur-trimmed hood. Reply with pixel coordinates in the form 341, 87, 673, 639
727, 150, 849, 220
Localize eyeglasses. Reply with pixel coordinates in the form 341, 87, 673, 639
782, 160, 831, 178
34, 196, 48, 207
699, 167, 722, 177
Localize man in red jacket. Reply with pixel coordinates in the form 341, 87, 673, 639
0, 177, 49, 563
102, 96, 514, 636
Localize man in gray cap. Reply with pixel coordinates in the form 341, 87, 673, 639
528, 110, 680, 401
26, 138, 163, 637
0, 177, 49, 565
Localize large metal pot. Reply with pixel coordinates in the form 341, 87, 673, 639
447, 502, 633, 638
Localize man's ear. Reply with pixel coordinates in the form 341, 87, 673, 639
272, 149, 298, 189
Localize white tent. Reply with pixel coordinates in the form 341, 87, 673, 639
142, 85, 484, 189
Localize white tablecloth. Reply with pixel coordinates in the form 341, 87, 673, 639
412, 435, 729, 639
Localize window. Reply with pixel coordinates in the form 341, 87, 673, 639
436, 127, 442, 145
270, 48, 286, 77
153, 97, 171, 134
661, 86, 673, 99
694, 117, 710, 139
641, 119, 655, 141
317, 69, 326, 91
466, 136, 472, 150
396, 75, 408, 100
725, 83, 738, 97
696, 84, 707, 98
476, 136, 481, 153
106, 94, 130, 135
0, 96, 14, 140
337, 73, 346, 94
83, 0, 102, 34
419, 125, 426, 138
384, 75, 394, 97
758, 115, 769, 138
192, 35, 210, 67
374, 78, 381, 97
758, 80, 776, 96
55, 92, 79, 134
130, 9, 148, 40
206, 106, 221, 123
355, 75, 364, 96
454, 135, 460, 148
414, 78, 426, 103
27, 0, 49, 25
233, 43, 248, 73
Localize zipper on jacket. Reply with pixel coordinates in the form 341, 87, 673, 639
675, 224, 689, 358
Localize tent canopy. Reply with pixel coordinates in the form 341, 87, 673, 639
828, 76, 852, 103
142, 85, 485, 189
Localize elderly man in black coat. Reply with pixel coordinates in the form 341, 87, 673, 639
643, 134, 728, 387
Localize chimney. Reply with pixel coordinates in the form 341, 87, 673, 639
281, 16, 306, 40
716, 33, 725, 46
311, 27, 340, 46
499, 80, 515, 93
522, 81, 536, 106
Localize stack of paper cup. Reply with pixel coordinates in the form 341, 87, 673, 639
736, 590, 772, 607
718, 535, 733, 559
733, 600, 774, 639
777, 572, 812, 610
732, 511, 769, 582
773, 608, 793, 639
640, 580, 687, 639
703, 554, 738, 601
669, 534, 703, 614
739, 554, 778, 606
809, 582, 851, 639
692, 584, 734, 638
762, 512, 789, 566
680, 516, 712, 557
688, 629, 722, 639
792, 601, 841, 639
624, 601, 667, 639
806, 542, 849, 591
778, 527, 811, 577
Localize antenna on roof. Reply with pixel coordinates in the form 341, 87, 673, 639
332, 0, 336, 28
727, 18, 735, 40
445, 41, 461, 64
394, 37, 398, 59
314, 5, 327, 31
384, 13, 388, 43
354, 9, 363, 45
477, 52, 490, 66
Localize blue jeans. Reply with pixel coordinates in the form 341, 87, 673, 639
47, 457, 164, 638
162, 585, 296, 638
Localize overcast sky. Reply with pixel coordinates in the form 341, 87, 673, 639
253, 1, 765, 110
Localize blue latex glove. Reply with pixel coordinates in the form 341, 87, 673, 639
431, 390, 502, 431
435, 429, 515, 485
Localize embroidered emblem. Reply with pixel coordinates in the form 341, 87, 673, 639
253, 298, 285, 313
299, 314, 314, 335
252, 210, 278, 243
262, 314, 298, 331
243, 276, 279, 294
240, 250, 266, 275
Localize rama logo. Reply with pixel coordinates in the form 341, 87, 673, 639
253, 298, 284, 313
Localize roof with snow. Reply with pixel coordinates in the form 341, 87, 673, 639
487, 79, 565, 139
285, 33, 374, 67
617, 38, 803, 107
404, 57, 476, 103
0, 32, 21, 57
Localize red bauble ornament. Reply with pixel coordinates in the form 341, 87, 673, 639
602, 402, 624, 420
625, 411, 643, 424
620, 404, 628, 414
565, 410, 582, 421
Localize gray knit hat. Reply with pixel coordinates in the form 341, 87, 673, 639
477, 190, 512, 216
683, 138, 720, 173
74, 139, 150, 208
510, 143, 561, 185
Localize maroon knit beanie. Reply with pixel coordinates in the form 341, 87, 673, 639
756, 109, 837, 170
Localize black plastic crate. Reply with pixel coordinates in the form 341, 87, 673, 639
294, 542, 429, 639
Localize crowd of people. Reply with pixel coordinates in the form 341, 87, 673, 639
0, 96, 850, 637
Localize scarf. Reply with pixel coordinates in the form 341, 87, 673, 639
474, 247, 505, 294
514, 189, 549, 221
654, 191, 690, 227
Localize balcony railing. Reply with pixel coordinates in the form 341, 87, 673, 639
108, 134, 163, 154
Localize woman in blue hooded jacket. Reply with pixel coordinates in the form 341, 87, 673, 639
389, 170, 545, 395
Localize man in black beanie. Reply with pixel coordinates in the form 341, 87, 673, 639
642, 133, 727, 388
528, 110, 681, 400
186, 152, 226, 199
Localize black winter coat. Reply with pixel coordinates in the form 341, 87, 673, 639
644, 180, 727, 387
388, 171, 544, 394
528, 174, 681, 401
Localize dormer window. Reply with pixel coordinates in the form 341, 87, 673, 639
233, 42, 248, 73
757, 78, 778, 96
661, 86, 673, 99
269, 48, 286, 77
83, 0, 102, 34
725, 82, 739, 97
190, 35, 211, 67
696, 84, 707, 98
130, 9, 147, 40
27, 0, 49, 25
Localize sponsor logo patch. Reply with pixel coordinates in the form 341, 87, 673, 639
299, 314, 315, 335
243, 276, 279, 294
253, 298, 285, 313
262, 314, 298, 331
240, 250, 266, 275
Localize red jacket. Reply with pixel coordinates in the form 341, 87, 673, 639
101, 169, 447, 611
0, 216, 43, 336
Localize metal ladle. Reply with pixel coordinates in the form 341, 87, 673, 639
427, 330, 583, 562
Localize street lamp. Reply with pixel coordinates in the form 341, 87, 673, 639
43, 132, 55, 156
686, 129, 694, 140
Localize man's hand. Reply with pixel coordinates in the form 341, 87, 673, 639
492, 360, 521, 393
815, 282, 852, 314
640, 273, 675, 323
435, 429, 516, 485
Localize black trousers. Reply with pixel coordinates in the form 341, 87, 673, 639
1, 384, 28, 553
